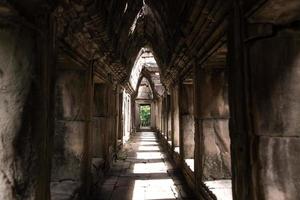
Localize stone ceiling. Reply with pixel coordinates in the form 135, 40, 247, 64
10, 0, 300, 89
51, 0, 231, 89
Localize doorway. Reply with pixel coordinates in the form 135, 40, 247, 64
139, 104, 151, 128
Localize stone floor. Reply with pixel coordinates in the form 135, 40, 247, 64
94, 131, 196, 200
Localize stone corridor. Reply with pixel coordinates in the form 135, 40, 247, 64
2, 1, 300, 200
94, 132, 195, 200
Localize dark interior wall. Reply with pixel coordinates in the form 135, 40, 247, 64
92, 84, 107, 158
52, 71, 119, 198
180, 83, 195, 158
92, 83, 118, 190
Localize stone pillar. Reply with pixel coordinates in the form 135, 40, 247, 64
248, 28, 300, 200
196, 68, 231, 181
227, 2, 252, 200
172, 85, 180, 148
167, 95, 172, 142
135, 101, 140, 130
115, 86, 121, 147
51, 59, 91, 198
91, 83, 107, 188
0, 4, 55, 200
162, 97, 166, 136
179, 82, 195, 159
228, 1, 300, 199
107, 85, 116, 153
117, 90, 123, 142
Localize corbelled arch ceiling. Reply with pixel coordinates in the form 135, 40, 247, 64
130, 48, 165, 98
11, 0, 300, 89
51, 0, 231, 88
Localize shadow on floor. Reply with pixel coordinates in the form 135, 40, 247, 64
91, 131, 196, 200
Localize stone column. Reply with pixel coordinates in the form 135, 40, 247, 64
179, 82, 195, 159
51, 58, 90, 198
167, 95, 172, 142
0, 4, 55, 200
196, 67, 231, 181
247, 27, 300, 200
228, 1, 300, 200
150, 101, 156, 130
172, 85, 180, 148
227, 2, 252, 199
91, 83, 107, 190
117, 90, 123, 142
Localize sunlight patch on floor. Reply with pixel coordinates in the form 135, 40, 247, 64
174, 147, 180, 154
136, 152, 164, 159
140, 135, 156, 138
185, 159, 194, 172
139, 139, 157, 142
132, 179, 178, 200
140, 141, 159, 146
133, 162, 167, 174
139, 145, 160, 151
205, 180, 232, 200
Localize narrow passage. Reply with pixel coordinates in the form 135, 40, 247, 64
96, 132, 196, 200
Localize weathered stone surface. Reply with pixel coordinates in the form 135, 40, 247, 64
199, 69, 229, 119
181, 115, 195, 158
52, 69, 88, 198
172, 85, 180, 147
91, 158, 105, 188
55, 70, 87, 120
92, 118, 105, 158
249, 0, 300, 24
255, 136, 300, 200
202, 120, 231, 181
0, 22, 38, 199
52, 121, 85, 181
180, 84, 194, 115
51, 180, 80, 200
94, 84, 108, 117
249, 30, 300, 137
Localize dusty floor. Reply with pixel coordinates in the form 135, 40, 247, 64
94, 131, 196, 200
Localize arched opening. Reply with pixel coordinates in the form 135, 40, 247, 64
129, 47, 165, 133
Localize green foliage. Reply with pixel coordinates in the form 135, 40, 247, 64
140, 105, 151, 126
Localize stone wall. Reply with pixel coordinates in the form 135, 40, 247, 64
0, 18, 44, 200
172, 85, 180, 147
248, 29, 300, 200
228, 2, 300, 199
180, 83, 195, 158
198, 69, 231, 180
51, 69, 88, 199
0, 11, 55, 200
